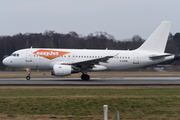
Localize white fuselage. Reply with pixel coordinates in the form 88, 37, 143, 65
2, 48, 174, 70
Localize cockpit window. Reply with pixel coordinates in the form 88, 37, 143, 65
10, 53, 19, 57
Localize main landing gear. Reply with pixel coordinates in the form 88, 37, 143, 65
81, 74, 90, 81
26, 68, 31, 80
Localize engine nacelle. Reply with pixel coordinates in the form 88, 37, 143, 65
51, 65, 72, 76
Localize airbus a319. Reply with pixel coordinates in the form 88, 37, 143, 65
2, 21, 174, 80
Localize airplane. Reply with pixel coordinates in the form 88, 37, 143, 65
2, 21, 174, 80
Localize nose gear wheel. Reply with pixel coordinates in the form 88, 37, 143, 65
26, 68, 31, 80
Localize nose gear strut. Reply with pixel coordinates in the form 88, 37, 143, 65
26, 68, 31, 80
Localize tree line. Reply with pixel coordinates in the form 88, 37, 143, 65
0, 31, 180, 70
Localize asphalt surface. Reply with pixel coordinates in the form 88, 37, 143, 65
1, 77, 180, 86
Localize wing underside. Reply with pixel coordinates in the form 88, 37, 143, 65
67, 56, 114, 70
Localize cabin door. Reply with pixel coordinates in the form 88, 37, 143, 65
26, 50, 32, 62
133, 52, 139, 64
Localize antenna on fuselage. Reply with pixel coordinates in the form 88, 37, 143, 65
30, 46, 33, 49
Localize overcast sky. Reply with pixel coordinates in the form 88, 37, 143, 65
0, 0, 179, 40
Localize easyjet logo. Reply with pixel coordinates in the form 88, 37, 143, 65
33, 49, 70, 60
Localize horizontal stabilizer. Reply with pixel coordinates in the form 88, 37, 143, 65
149, 54, 173, 59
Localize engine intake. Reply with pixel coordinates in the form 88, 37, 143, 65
51, 65, 72, 76
51, 65, 79, 76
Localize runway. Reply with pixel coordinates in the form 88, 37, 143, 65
1, 77, 180, 86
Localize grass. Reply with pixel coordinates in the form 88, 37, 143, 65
1, 86, 180, 119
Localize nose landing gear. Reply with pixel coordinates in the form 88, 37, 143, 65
26, 75, 30, 80
26, 68, 31, 80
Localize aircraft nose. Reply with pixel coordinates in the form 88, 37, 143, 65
2, 58, 8, 66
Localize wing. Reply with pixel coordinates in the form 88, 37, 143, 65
72, 56, 113, 65
56, 55, 116, 72
65, 56, 114, 70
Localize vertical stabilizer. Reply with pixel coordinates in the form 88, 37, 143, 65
137, 21, 172, 53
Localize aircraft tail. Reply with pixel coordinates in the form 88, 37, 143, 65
136, 21, 172, 53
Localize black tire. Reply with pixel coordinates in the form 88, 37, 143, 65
26, 76, 31, 80
81, 74, 90, 81
81, 75, 84, 80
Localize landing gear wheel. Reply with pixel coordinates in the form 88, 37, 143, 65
81, 74, 90, 81
26, 76, 31, 80
26, 68, 31, 80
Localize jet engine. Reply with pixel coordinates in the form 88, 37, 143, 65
51, 65, 72, 76
51, 65, 79, 76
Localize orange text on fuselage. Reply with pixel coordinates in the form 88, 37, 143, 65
33, 49, 70, 60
